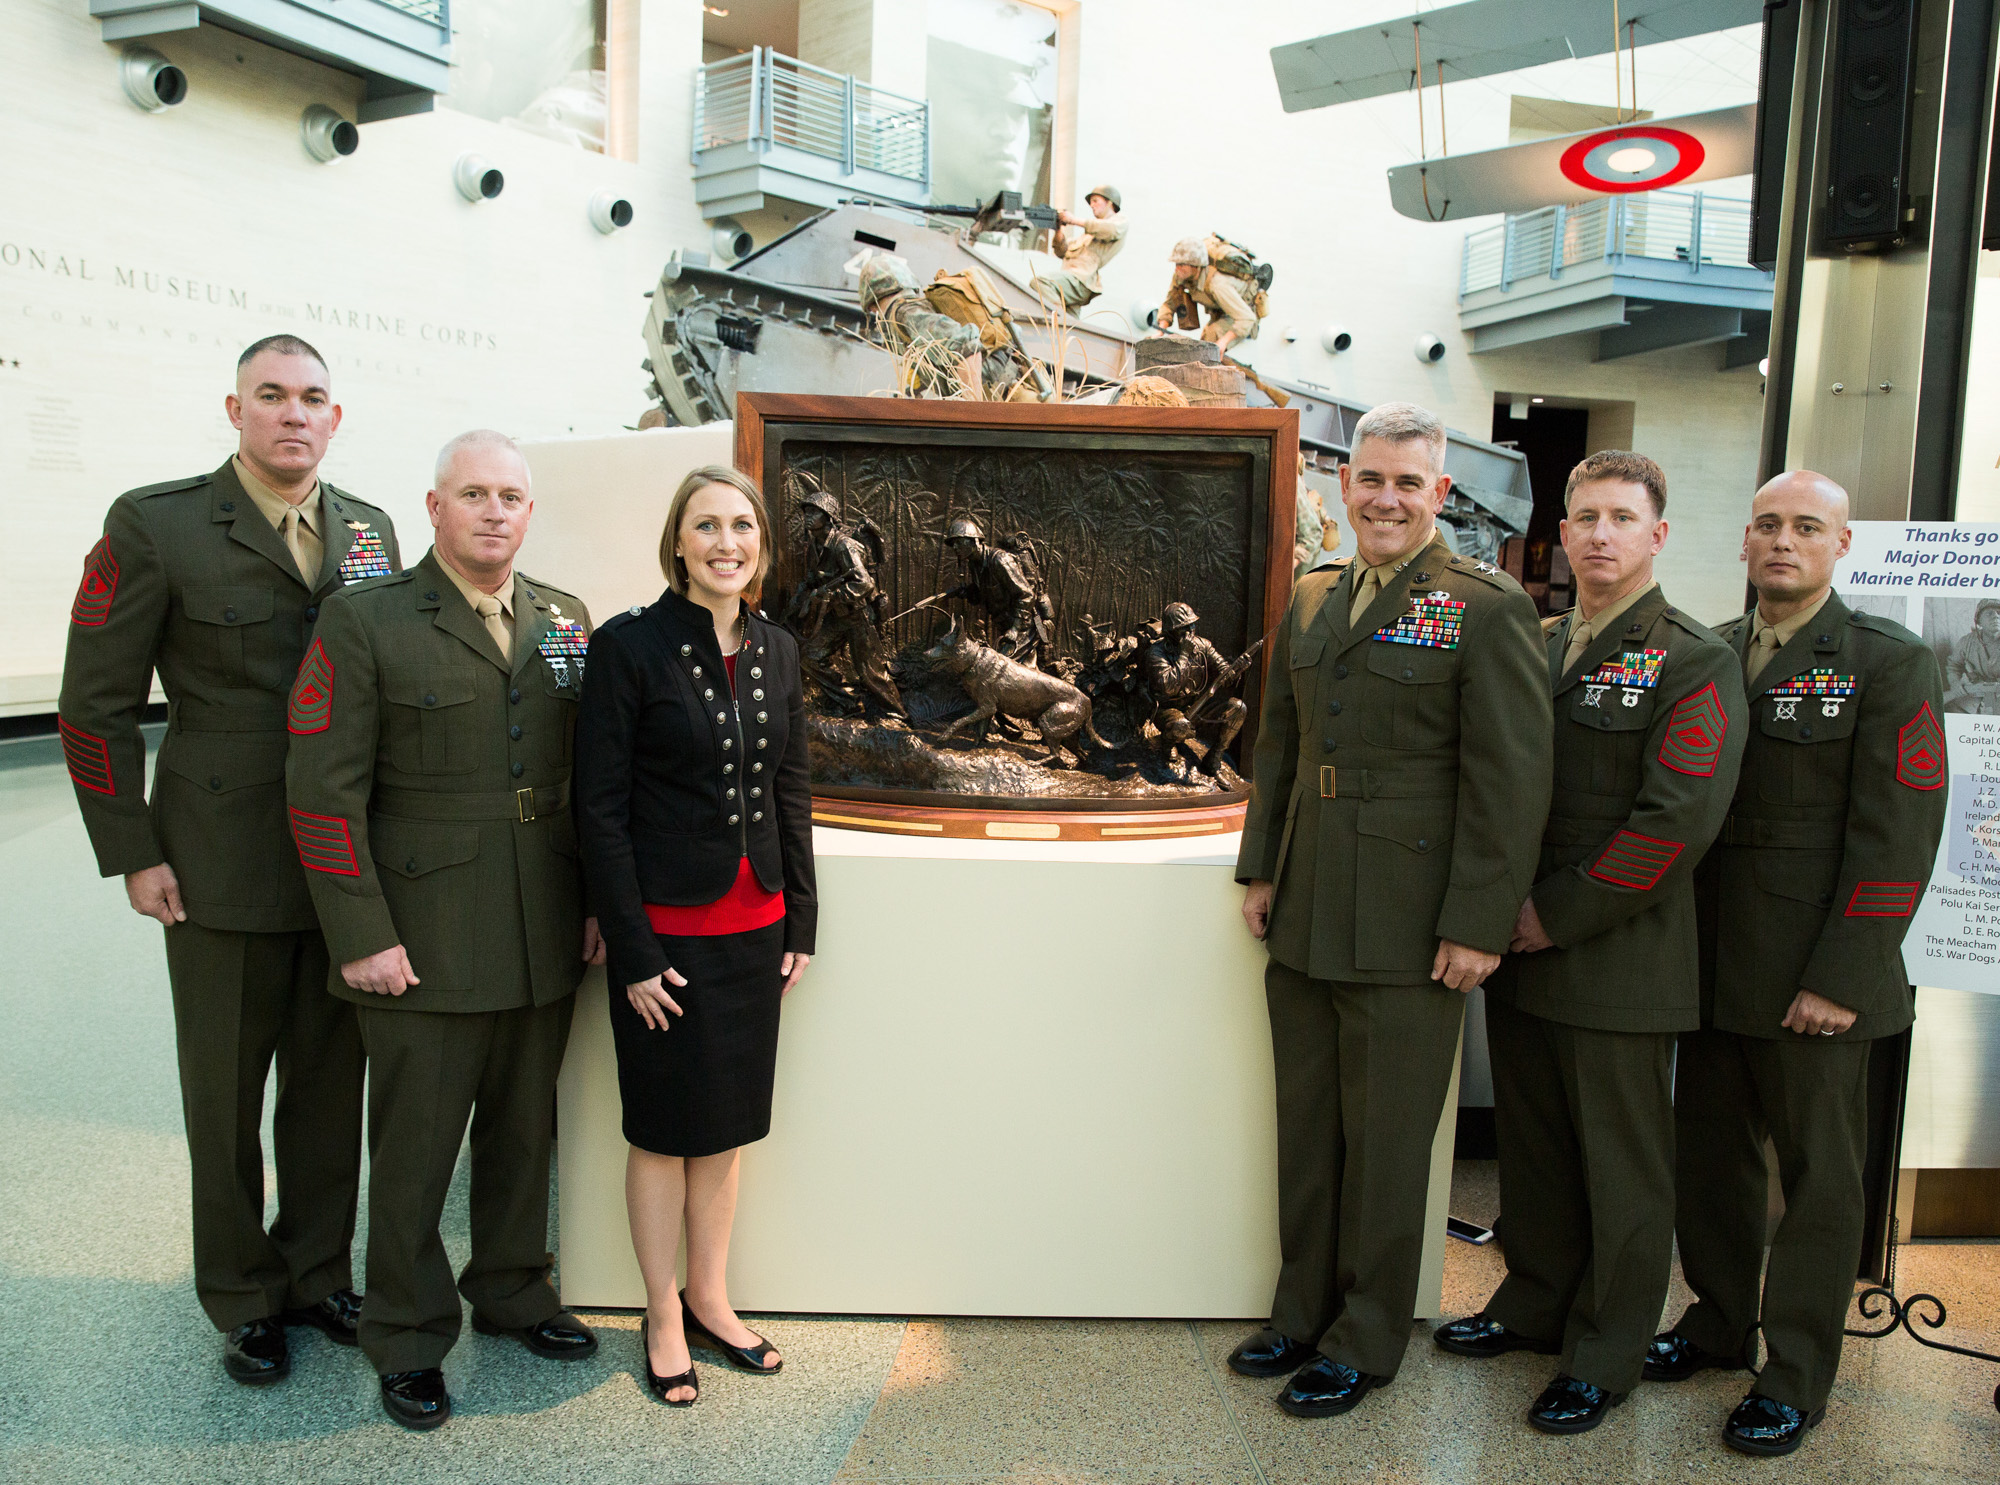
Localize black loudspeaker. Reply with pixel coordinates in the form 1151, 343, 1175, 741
1822, 0, 1921, 250
1751, 1, 1802, 271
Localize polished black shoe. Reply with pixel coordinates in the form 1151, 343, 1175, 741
280, 1288, 362, 1347
1276, 1356, 1388, 1418
1724, 1392, 1825, 1456
1527, 1373, 1626, 1435
1434, 1312, 1561, 1360
471, 1310, 599, 1361
221, 1318, 290, 1385
1227, 1328, 1318, 1378
1643, 1329, 1735, 1383
380, 1369, 451, 1431
680, 1290, 781, 1374
640, 1316, 699, 1407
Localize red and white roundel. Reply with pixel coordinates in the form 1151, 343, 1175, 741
1559, 126, 1706, 194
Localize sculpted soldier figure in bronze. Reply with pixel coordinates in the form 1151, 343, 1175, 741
1140, 601, 1253, 779
941, 517, 1054, 668
785, 487, 906, 722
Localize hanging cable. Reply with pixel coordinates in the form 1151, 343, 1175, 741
1628, 20, 1638, 117
1612, 0, 1623, 121
1413, 22, 1427, 159
1438, 60, 1448, 155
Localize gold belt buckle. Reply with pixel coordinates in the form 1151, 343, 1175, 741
516, 787, 536, 823
1319, 765, 1336, 799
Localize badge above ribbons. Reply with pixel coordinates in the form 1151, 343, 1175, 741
338, 522, 393, 585
1375, 591, 1465, 649
1766, 667, 1857, 721
538, 608, 588, 688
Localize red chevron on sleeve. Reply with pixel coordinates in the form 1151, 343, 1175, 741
1897, 703, 1945, 790
289, 638, 334, 735
1659, 682, 1728, 776
1589, 829, 1684, 891
1846, 881, 1921, 917
290, 807, 360, 876
70, 537, 119, 626
58, 719, 115, 795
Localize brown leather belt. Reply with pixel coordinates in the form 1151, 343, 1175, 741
372, 780, 569, 823
1317, 765, 1457, 800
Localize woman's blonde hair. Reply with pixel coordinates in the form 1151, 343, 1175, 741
659, 464, 774, 602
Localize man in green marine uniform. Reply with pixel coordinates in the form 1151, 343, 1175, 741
1648, 470, 1947, 1458
285, 430, 602, 1431
1433, 451, 1747, 1434
57, 335, 400, 1385
1229, 401, 1551, 1419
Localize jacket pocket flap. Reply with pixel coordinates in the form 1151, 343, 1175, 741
1290, 635, 1325, 668
1366, 644, 1455, 684
382, 666, 481, 710
182, 585, 275, 626
1759, 702, 1858, 743
1752, 849, 1840, 907
1355, 799, 1453, 852
1568, 689, 1655, 730
159, 731, 288, 791
369, 816, 480, 878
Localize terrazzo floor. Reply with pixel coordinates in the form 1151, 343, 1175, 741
2, 731, 1995, 1483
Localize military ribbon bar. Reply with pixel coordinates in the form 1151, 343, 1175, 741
1375, 593, 1465, 649
1897, 702, 1945, 790
1588, 649, 1666, 689
1589, 829, 1684, 891
537, 621, 589, 688
1846, 881, 1921, 918
290, 807, 360, 876
338, 528, 393, 585
289, 638, 334, 735
70, 537, 119, 627
1767, 667, 1858, 698
1658, 682, 1729, 777
58, 719, 115, 795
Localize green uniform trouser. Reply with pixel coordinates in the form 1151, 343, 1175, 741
1265, 961, 1465, 1379
354, 997, 574, 1375
1672, 1026, 1871, 1413
162, 921, 363, 1332
1483, 998, 1676, 1394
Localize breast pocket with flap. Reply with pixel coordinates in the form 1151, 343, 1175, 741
1362, 643, 1458, 749
381, 666, 484, 775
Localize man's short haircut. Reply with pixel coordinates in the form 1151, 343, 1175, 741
434, 429, 529, 492
236, 334, 328, 377
1565, 449, 1667, 518
1351, 401, 1446, 473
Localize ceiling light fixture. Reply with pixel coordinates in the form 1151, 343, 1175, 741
1604, 146, 1659, 174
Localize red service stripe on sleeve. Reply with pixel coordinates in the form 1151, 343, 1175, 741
289, 807, 360, 876
289, 638, 334, 735
1588, 829, 1684, 891
58, 719, 115, 795
1658, 681, 1729, 777
1846, 880, 1921, 918
1897, 702, 1946, 790
70, 537, 119, 626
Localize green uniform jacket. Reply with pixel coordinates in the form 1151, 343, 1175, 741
1487, 588, 1747, 1033
283, 549, 592, 1014
1236, 534, 1552, 981
1698, 594, 1947, 1041
56, 460, 400, 931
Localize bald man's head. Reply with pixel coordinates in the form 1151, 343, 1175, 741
1743, 468, 1852, 608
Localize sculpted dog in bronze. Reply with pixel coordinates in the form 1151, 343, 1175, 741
923, 615, 1104, 757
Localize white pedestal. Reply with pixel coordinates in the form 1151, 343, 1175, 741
556, 829, 1461, 1319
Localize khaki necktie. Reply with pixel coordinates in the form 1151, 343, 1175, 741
474, 593, 512, 660
1562, 615, 1594, 675
280, 508, 313, 584
1349, 566, 1383, 626
1746, 623, 1783, 684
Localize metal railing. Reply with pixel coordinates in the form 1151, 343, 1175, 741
371, 0, 448, 25
694, 47, 929, 187
1460, 191, 1757, 296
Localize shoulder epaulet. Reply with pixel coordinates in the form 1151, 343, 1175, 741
1661, 605, 1723, 642
1297, 565, 1344, 594
1540, 611, 1569, 634
338, 568, 417, 599
1445, 553, 1519, 592
126, 473, 211, 500
1714, 611, 1751, 639
598, 607, 645, 633
323, 484, 390, 517
1850, 609, 1925, 645
520, 574, 587, 611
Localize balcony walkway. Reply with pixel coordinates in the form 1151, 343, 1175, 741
1, 731, 1994, 1484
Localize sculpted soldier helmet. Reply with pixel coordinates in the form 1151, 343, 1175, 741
857, 253, 922, 309
944, 516, 984, 544
799, 487, 841, 521
1170, 236, 1209, 267
1163, 601, 1198, 633
1086, 184, 1123, 210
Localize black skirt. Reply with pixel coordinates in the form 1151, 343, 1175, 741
607, 920, 787, 1157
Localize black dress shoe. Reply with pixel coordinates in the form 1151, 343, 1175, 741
1277, 1356, 1388, 1418
1724, 1392, 1825, 1456
222, 1318, 290, 1385
1643, 1329, 1735, 1383
1227, 1328, 1318, 1377
1434, 1312, 1561, 1359
280, 1288, 362, 1346
640, 1316, 699, 1407
1527, 1373, 1626, 1434
380, 1369, 451, 1431
471, 1311, 599, 1360
680, 1290, 781, 1374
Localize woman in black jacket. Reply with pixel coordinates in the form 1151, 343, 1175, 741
573, 464, 816, 1408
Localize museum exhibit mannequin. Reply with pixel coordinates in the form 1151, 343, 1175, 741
1231, 401, 1550, 1419
1653, 471, 1947, 1457
1435, 452, 1747, 1435
56, 335, 401, 1384
284, 431, 599, 1431
572, 464, 816, 1408
1156, 237, 1265, 353
1031, 183, 1127, 311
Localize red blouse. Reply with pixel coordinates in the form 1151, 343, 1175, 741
642, 651, 786, 936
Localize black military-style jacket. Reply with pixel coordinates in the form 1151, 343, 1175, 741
57, 460, 399, 931
1697, 593, 1947, 1041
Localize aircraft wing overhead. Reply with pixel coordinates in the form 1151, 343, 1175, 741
1269, 0, 1763, 112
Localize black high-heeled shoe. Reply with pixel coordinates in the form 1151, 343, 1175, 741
679, 1289, 782, 1374
639, 1315, 699, 1407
